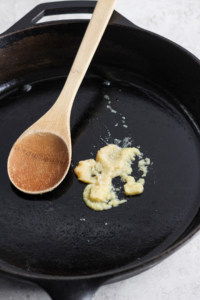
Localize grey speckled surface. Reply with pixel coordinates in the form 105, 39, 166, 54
0, 0, 200, 299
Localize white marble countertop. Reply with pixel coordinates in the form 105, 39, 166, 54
0, 0, 200, 299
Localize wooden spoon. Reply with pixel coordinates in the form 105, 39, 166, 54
7, 0, 117, 194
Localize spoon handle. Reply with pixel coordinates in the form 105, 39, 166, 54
55, 0, 117, 114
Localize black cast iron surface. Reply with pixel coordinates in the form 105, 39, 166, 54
0, 65, 200, 276
1, 1, 200, 299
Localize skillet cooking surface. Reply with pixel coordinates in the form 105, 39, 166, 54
0, 66, 200, 276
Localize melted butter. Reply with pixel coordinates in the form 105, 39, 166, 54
138, 158, 151, 177
74, 144, 150, 211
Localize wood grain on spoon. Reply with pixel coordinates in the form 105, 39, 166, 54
7, 0, 117, 194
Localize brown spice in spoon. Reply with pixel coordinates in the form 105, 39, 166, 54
8, 133, 69, 193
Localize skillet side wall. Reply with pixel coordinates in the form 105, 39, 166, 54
0, 23, 200, 117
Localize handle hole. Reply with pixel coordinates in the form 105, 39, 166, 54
36, 13, 92, 24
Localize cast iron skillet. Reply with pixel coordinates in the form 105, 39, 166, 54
1, 1, 200, 299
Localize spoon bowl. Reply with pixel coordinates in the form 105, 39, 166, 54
8, 132, 70, 194
7, 0, 116, 194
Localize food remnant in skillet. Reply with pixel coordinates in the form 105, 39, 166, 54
106, 104, 117, 114
104, 94, 128, 128
74, 144, 150, 211
138, 158, 151, 177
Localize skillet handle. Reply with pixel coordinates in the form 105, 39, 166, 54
3, 1, 137, 35
37, 278, 106, 300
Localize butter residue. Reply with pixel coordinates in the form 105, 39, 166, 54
74, 144, 150, 211
138, 158, 151, 177
104, 93, 129, 128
